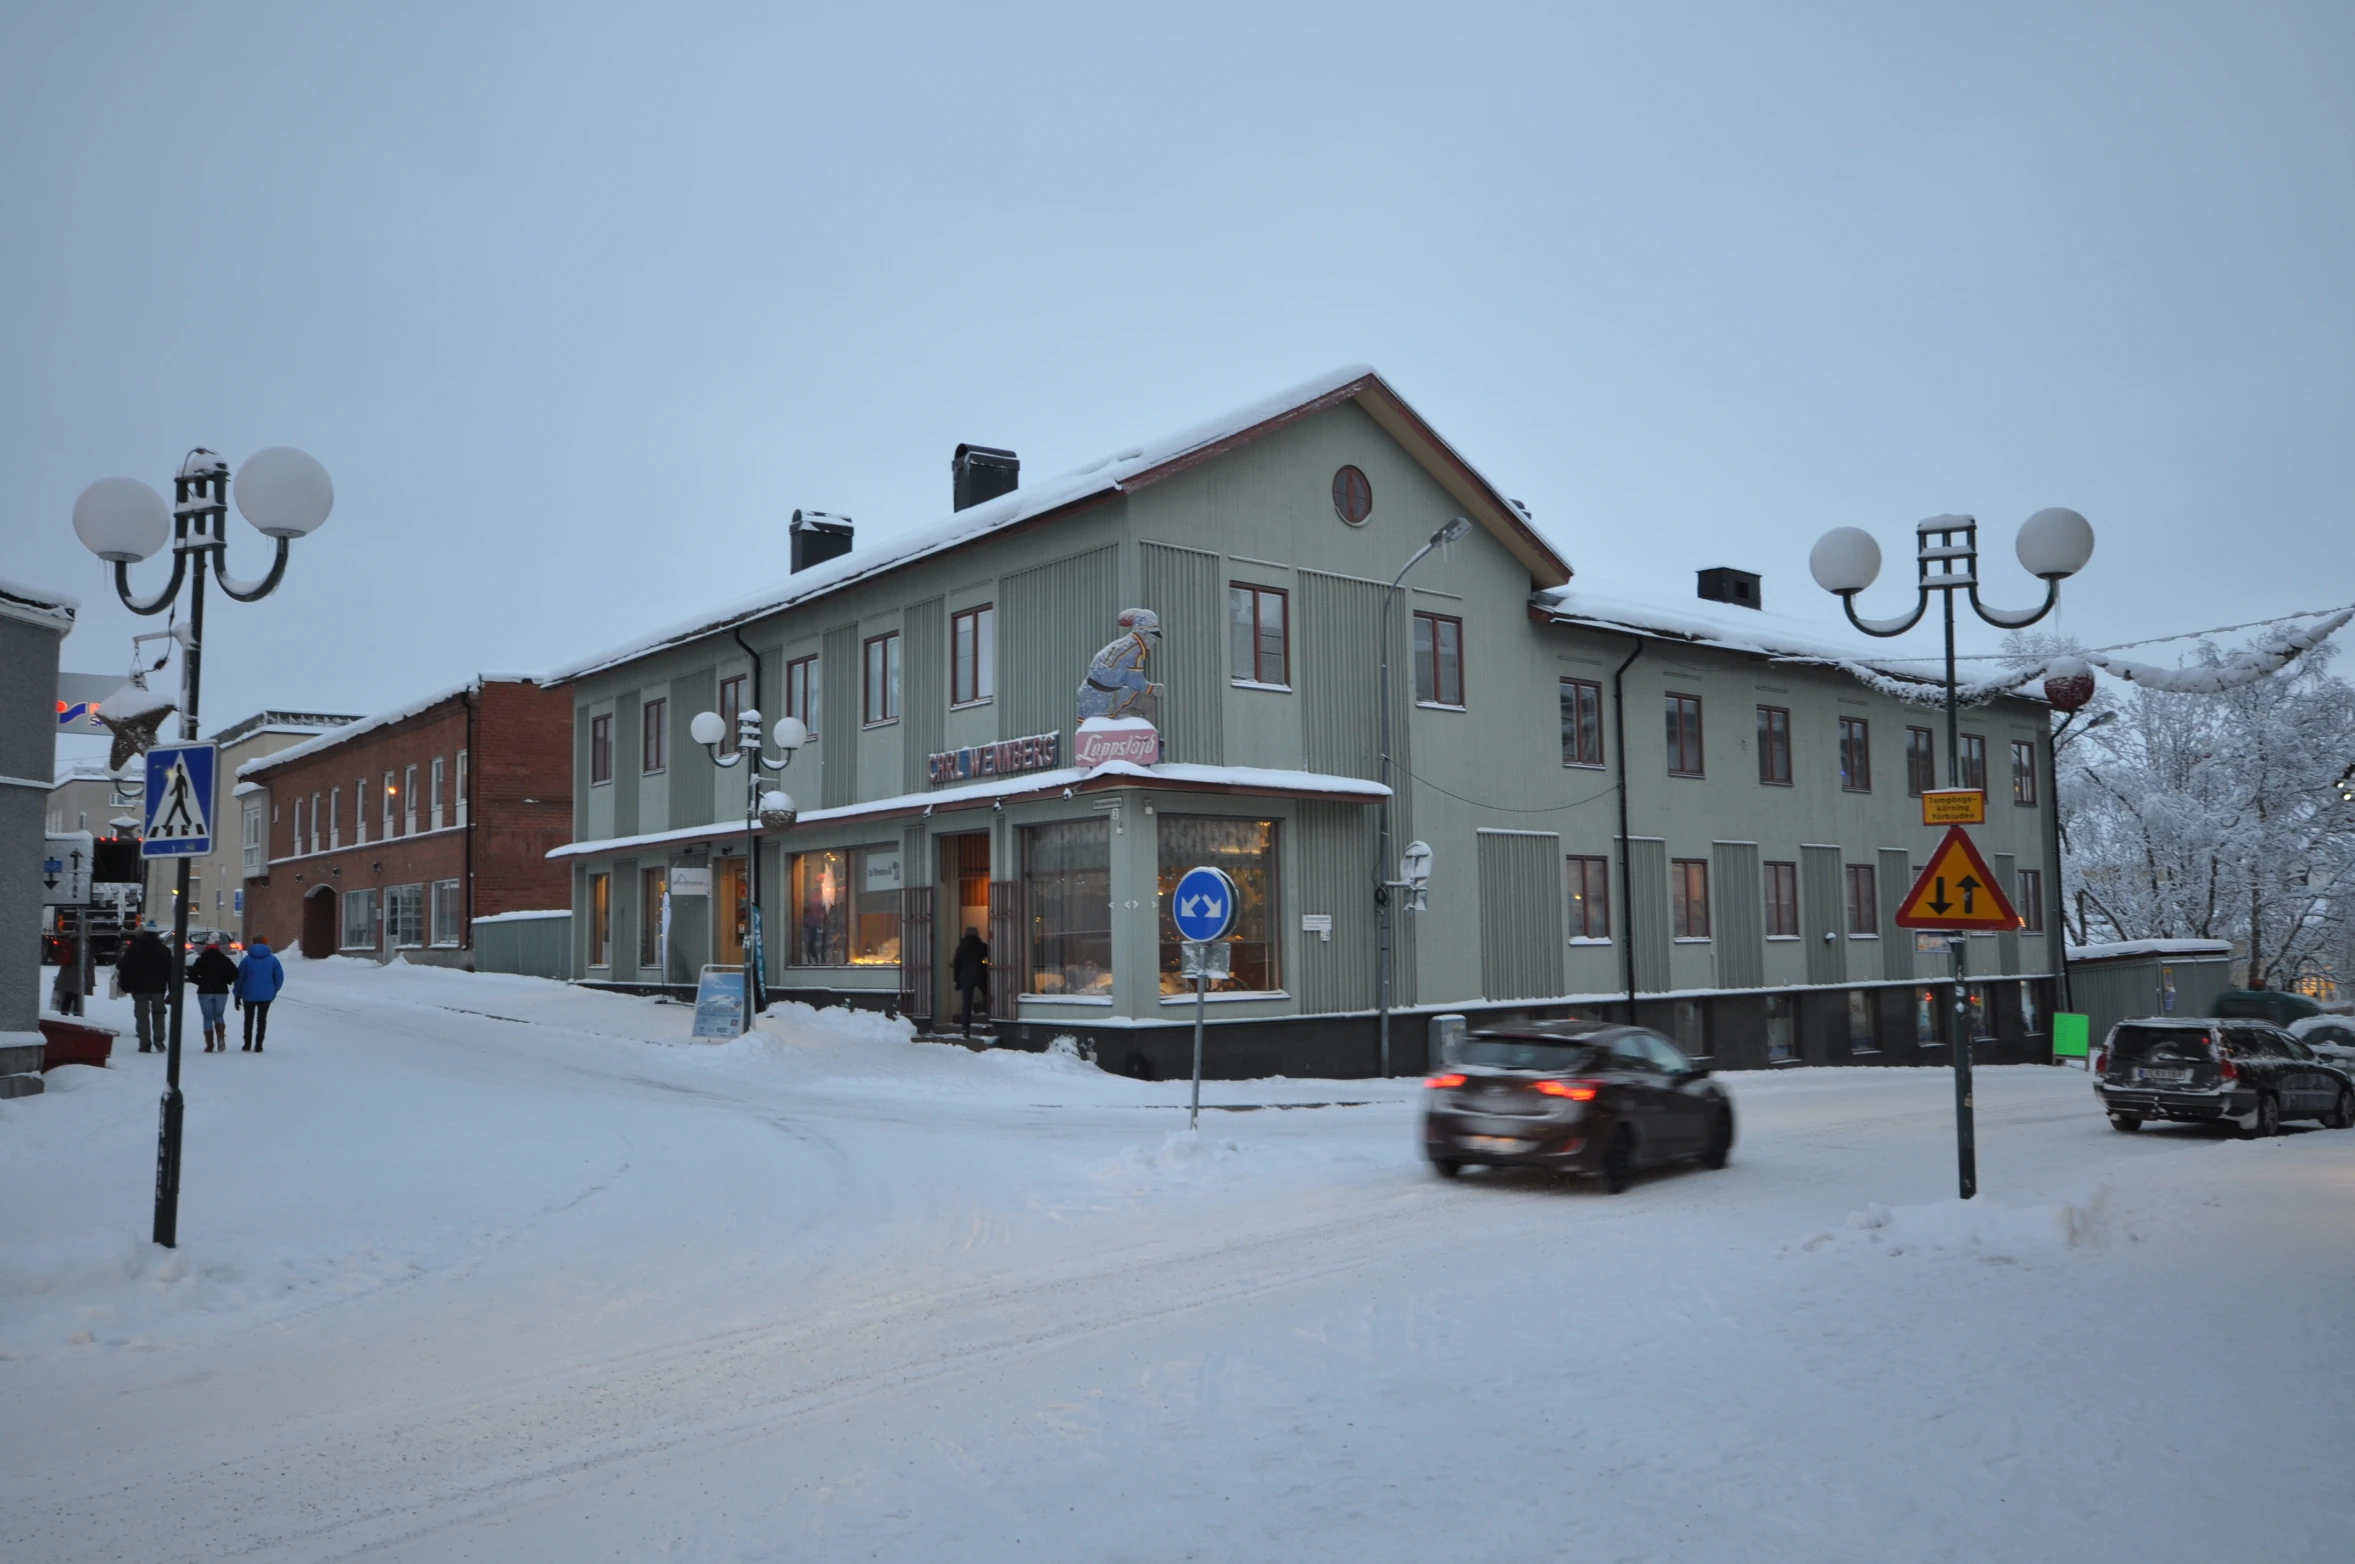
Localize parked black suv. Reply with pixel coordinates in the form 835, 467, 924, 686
1422, 1020, 1735, 1192
2094, 1017, 2355, 1137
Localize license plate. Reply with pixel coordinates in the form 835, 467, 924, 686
2136, 1067, 2191, 1085
1464, 1134, 1531, 1153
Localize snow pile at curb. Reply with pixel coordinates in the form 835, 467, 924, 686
1100, 1129, 1246, 1183
1794, 1184, 2116, 1261
750, 1000, 916, 1048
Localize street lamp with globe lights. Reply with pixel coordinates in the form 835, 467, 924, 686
72, 446, 335, 1249
693, 706, 805, 1034
1809, 508, 2092, 1203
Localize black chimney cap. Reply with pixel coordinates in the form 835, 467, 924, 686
952, 445, 1019, 512
1697, 567, 1762, 610
790, 509, 854, 574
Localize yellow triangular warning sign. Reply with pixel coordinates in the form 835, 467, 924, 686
1894, 825, 2020, 930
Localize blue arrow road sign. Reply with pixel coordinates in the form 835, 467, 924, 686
143, 742, 218, 858
1171, 865, 1239, 943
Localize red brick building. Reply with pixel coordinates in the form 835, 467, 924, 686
238, 676, 573, 965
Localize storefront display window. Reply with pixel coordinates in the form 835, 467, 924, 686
1156, 816, 1279, 995
1023, 821, 1111, 995
791, 844, 902, 966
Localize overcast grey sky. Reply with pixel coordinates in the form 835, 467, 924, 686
10, 1, 2351, 759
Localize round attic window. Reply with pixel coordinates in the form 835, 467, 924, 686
1331, 465, 1372, 526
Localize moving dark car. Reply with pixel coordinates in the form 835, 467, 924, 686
2094, 1017, 2355, 1137
1422, 1020, 1734, 1192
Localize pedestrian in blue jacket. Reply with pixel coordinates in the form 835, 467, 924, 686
234, 938, 286, 1053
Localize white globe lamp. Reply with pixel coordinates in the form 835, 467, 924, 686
1809, 526, 1882, 595
73, 477, 171, 562
233, 447, 335, 538
2015, 507, 2094, 580
772, 716, 808, 752
690, 710, 727, 747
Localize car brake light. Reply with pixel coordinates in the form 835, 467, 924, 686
1425, 1073, 1465, 1089
2216, 1049, 2237, 1081
1534, 1079, 1600, 1101
2092, 1049, 2107, 1074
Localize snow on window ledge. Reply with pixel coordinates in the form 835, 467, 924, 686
1229, 679, 1293, 693
1766, 935, 1801, 942
1414, 701, 1467, 713
1157, 990, 1290, 1007
1567, 936, 1612, 947
1673, 936, 1711, 944
950, 698, 992, 711
1021, 994, 1113, 1007
1848, 933, 1880, 941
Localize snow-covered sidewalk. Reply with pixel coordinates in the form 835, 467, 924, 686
3, 956, 2348, 1561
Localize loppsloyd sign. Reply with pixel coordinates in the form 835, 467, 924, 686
929, 731, 1060, 786
1894, 825, 2020, 931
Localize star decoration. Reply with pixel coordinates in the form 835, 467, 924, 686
99, 696, 176, 771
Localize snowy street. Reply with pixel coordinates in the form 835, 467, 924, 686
4, 958, 2350, 1562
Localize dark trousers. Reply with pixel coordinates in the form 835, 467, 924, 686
957, 984, 984, 1036
242, 1000, 271, 1049
132, 994, 167, 1050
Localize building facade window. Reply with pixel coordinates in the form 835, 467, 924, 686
2018, 868, 2045, 933
1906, 726, 1936, 796
1412, 613, 1463, 707
329, 786, 340, 849
1022, 820, 1111, 996
242, 802, 263, 877
1561, 680, 1603, 767
341, 887, 378, 951
1671, 858, 1711, 939
640, 866, 666, 967
1228, 584, 1289, 688
1331, 464, 1373, 526
1839, 716, 1872, 792
1666, 694, 1704, 777
310, 792, 322, 853
588, 874, 610, 967
2011, 739, 2037, 806
1155, 816, 1280, 995
862, 634, 901, 726
387, 882, 425, 949
718, 675, 746, 755
1848, 990, 1878, 1054
952, 605, 995, 706
1567, 854, 1611, 938
382, 770, 396, 836
785, 655, 819, 737
430, 878, 463, 947
1916, 987, 1942, 1044
1845, 863, 1878, 935
1960, 733, 1987, 792
1764, 860, 1799, 938
291, 798, 304, 858
642, 698, 667, 774
590, 714, 614, 784
403, 764, 418, 834
789, 844, 902, 966
354, 777, 367, 844
431, 756, 447, 830
455, 749, 468, 827
1757, 706, 1791, 785
1765, 993, 1797, 1063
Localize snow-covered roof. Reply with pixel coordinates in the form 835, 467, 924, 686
547, 761, 1390, 862
239, 674, 538, 779
0, 576, 80, 631
543, 366, 1570, 686
2066, 939, 2235, 962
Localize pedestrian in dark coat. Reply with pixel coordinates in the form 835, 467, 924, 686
949, 926, 989, 1039
117, 923, 172, 1053
188, 938, 238, 1053
233, 939, 286, 1053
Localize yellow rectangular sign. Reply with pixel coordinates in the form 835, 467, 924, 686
1922, 789, 1985, 826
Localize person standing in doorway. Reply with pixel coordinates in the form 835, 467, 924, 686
950, 925, 989, 1039
117, 920, 172, 1053
235, 937, 285, 1052
188, 935, 238, 1053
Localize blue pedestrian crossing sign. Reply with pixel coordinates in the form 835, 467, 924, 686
1171, 865, 1239, 943
142, 742, 218, 858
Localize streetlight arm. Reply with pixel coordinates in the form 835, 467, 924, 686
1964, 576, 2061, 630
209, 534, 292, 604
113, 551, 189, 617
1837, 588, 1932, 639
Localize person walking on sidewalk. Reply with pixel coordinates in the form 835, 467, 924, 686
234, 937, 285, 1052
188, 935, 238, 1053
117, 920, 172, 1054
950, 925, 989, 1040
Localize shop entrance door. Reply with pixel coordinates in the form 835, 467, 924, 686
936, 834, 992, 1031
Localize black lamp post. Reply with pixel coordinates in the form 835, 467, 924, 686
1809, 508, 2094, 1199
692, 704, 805, 1034
73, 446, 335, 1247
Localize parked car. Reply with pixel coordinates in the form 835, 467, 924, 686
180, 927, 243, 955
2093, 1017, 2355, 1136
1422, 1020, 1735, 1192
2288, 1015, 2355, 1071
2210, 988, 2324, 1028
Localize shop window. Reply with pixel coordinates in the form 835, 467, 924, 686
1906, 727, 1936, 796
1959, 733, 1987, 793
1561, 680, 1602, 767
1413, 613, 1463, 707
719, 675, 746, 755
1156, 816, 1280, 995
1756, 705, 1790, 785
388, 882, 425, 950
1229, 585, 1289, 688
640, 866, 667, 967
952, 605, 995, 706
1666, 694, 1703, 776
1845, 864, 1878, 935
1764, 861, 1799, 938
1765, 994, 1796, 1063
716, 857, 747, 967
1567, 855, 1611, 939
341, 887, 378, 952
430, 879, 463, 947
2018, 868, 2045, 933
1916, 987, 1942, 1044
642, 698, 667, 774
1839, 716, 1871, 792
1671, 858, 1710, 939
591, 715, 613, 784
789, 845, 902, 966
1965, 982, 1990, 1038
1847, 990, 1877, 1054
785, 656, 819, 739
1023, 820, 1112, 996
2011, 740, 2037, 806
2020, 981, 2041, 1037
1670, 1000, 1709, 1060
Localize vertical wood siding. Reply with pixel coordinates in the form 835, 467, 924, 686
1626, 837, 1670, 992
1711, 841, 1764, 990
1877, 848, 1915, 981
613, 687, 639, 839
1994, 852, 2020, 973
1294, 799, 1378, 1013
1139, 541, 1225, 765
1298, 569, 1414, 1002
1802, 844, 1846, 985
1001, 545, 1120, 749
820, 626, 859, 808
1477, 830, 1564, 1000
670, 668, 713, 828
902, 597, 946, 792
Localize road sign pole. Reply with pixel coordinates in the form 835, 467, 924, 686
1190, 951, 1207, 1131
1952, 935, 1976, 1201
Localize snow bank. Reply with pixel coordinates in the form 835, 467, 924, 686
1795, 1185, 2116, 1261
